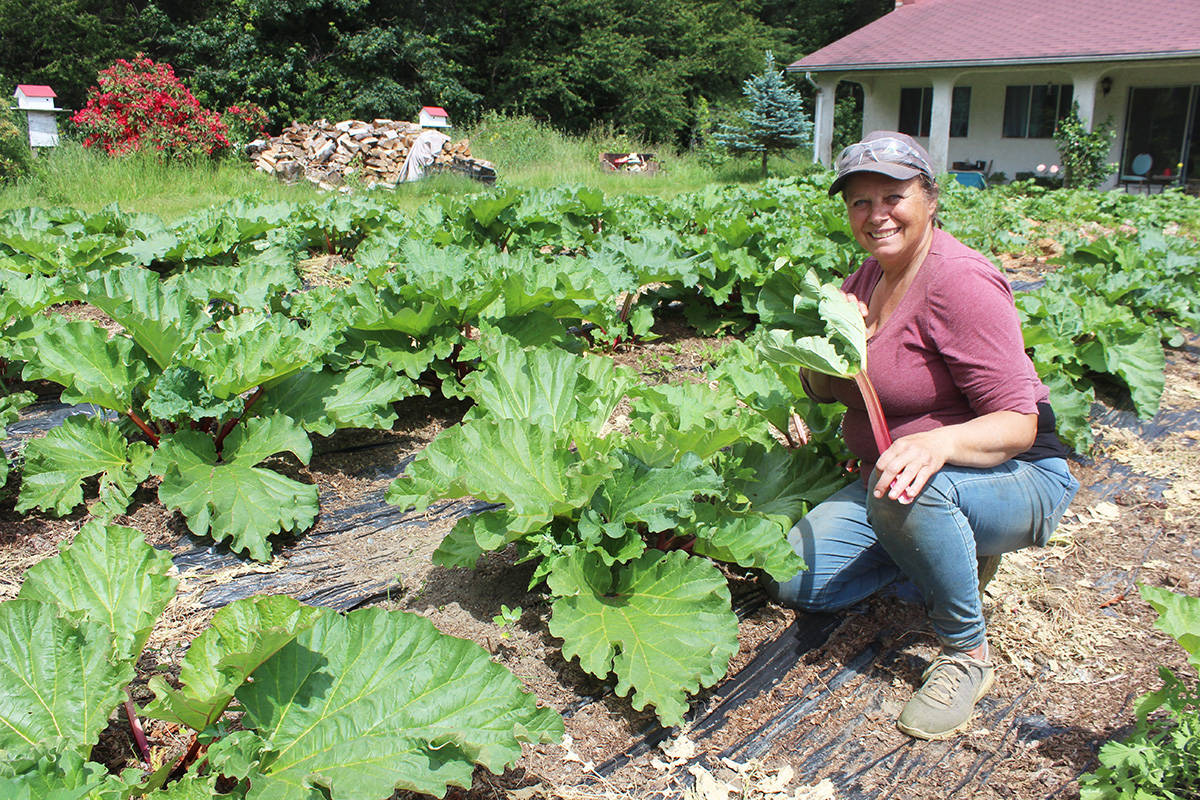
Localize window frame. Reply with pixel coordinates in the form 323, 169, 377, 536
1002, 83, 1074, 138
897, 86, 971, 138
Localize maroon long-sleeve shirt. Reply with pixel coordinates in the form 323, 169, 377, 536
829, 228, 1049, 473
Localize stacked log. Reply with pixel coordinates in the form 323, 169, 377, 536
245, 118, 494, 191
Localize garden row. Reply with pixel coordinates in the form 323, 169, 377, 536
1, 178, 1198, 798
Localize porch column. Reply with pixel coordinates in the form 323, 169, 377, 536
1071, 72, 1102, 130
927, 77, 954, 175
811, 75, 840, 167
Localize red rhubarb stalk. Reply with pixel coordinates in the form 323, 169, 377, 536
852, 371, 892, 455
214, 387, 264, 453
124, 691, 152, 766
127, 410, 160, 447
854, 370, 918, 500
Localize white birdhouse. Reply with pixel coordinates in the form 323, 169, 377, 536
418, 106, 451, 128
12, 85, 67, 148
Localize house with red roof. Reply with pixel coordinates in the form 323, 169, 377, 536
788, 0, 1200, 190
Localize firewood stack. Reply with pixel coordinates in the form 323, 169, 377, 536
245, 118, 493, 191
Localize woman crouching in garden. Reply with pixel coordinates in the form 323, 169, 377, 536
766, 131, 1079, 740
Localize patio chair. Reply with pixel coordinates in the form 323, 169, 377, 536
1120, 153, 1152, 193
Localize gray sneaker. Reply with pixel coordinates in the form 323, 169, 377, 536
896, 652, 995, 740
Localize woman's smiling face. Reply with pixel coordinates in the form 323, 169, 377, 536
842, 173, 937, 270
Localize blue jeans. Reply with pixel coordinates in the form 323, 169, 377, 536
764, 458, 1079, 652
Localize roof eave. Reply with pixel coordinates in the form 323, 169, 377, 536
787, 49, 1200, 73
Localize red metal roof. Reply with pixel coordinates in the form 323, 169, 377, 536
421, 106, 449, 116
14, 84, 56, 98
789, 0, 1200, 71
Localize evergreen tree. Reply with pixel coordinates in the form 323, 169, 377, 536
714, 51, 812, 177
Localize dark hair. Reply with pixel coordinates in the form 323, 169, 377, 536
918, 174, 942, 228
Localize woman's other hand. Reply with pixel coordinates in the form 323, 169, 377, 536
873, 411, 1038, 503
844, 291, 869, 321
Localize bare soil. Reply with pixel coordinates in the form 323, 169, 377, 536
2, 300, 1198, 800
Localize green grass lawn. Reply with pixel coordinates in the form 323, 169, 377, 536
0, 114, 818, 220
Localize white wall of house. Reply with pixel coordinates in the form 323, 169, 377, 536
814, 58, 1199, 190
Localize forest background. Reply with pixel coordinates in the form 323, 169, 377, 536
0, 0, 891, 145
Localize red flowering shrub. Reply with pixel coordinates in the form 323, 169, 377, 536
72, 56, 231, 159
222, 102, 270, 144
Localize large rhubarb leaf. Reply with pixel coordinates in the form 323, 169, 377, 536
16, 416, 153, 519
628, 381, 752, 462
22, 321, 149, 411
334, 329, 451, 378
184, 313, 341, 399
755, 281, 868, 379
0, 271, 65, 325
0, 599, 132, 755
707, 340, 795, 439
145, 595, 323, 732
258, 365, 419, 437
463, 335, 633, 432
144, 367, 245, 424
72, 267, 211, 370
606, 230, 704, 286
1078, 324, 1165, 419
756, 327, 857, 380
1037, 370, 1094, 452
0, 748, 128, 800
183, 254, 300, 311
724, 442, 848, 527
238, 607, 563, 800
687, 505, 803, 582
153, 414, 317, 561
547, 550, 739, 726
18, 520, 176, 662
1139, 584, 1200, 669
594, 451, 722, 533
388, 419, 618, 534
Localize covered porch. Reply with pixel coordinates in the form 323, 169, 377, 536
799, 59, 1200, 191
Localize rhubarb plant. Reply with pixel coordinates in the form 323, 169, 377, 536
754, 268, 893, 455
387, 335, 841, 725
0, 520, 562, 799
12, 264, 418, 559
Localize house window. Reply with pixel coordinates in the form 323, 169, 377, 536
1121, 85, 1199, 185
1003, 84, 1074, 138
898, 86, 971, 137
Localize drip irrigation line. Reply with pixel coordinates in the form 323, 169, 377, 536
300, 580, 399, 611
